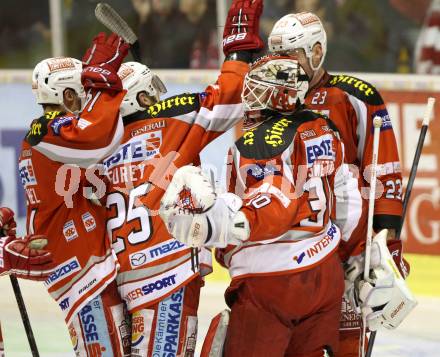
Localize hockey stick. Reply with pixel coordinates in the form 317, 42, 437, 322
360, 115, 382, 357
95, 3, 142, 62
365, 97, 435, 357
95, 3, 167, 95
9, 275, 40, 357
0, 321, 4, 357
363, 116, 382, 281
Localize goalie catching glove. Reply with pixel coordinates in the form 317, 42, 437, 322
160, 166, 250, 248
344, 229, 417, 331
82, 32, 129, 91
0, 234, 54, 281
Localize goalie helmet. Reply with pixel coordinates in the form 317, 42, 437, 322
241, 55, 309, 114
118, 62, 167, 117
32, 57, 85, 106
268, 12, 327, 71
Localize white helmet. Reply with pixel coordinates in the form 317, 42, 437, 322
268, 12, 327, 70
118, 62, 167, 117
241, 55, 309, 114
32, 57, 85, 106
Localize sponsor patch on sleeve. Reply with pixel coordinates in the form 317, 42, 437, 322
51, 116, 73, 135
372, 109, 393, 131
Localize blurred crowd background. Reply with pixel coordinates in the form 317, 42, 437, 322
0, 0, 436, 72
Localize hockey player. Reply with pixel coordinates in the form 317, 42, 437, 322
21, 34, 132, 356
103, 1, 264, 355
161, 54, 363, 356
0, 206, 53, 280
267, 12, 409, 356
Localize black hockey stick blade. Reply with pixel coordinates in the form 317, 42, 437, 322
9, 275, 40, 357
95, 2, 142, 62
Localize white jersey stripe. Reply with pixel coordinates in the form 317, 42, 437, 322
34, 117, 124, 168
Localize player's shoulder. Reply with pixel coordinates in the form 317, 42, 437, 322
326, 74, 384, 105
25, 111, 72, 146
235, 109, 335, 159
295, 108, 340, 139
144, 93, 201, 119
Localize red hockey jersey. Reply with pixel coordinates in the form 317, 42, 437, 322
305, 73, 403, 258
104, 60, 249, 312
19, 89, 124, 324
218, 109, 362, 278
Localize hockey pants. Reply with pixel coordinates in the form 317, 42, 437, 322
223, 253, 344, 357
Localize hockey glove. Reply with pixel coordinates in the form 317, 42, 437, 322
222, 0, 264, 56
160, 166, 250, 248
82, 32, 130, 91
344, 230, 417, 331
0, 235, 54, 281
0, 207, 16, 237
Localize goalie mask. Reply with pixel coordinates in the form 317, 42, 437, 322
32, 57, 85, 107
118, 61, 167, 117
268, 12, 327, 71
242, 55, 309, 115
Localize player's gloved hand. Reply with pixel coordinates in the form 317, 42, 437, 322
0, 207, 17, 237
222, 0, 264, 56
387, 238, 410, 279
160, 166, 250, 248
167, 193, 248, 249
0, 235, 54, 281
82, 32, 130, 91
344, 230, 417, 331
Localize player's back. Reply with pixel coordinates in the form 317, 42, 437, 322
305, 72, 403, 258
304, 73, 392, 166
105, 59, 248, 312
20, 108, 121, 324
104, 96, 205, 311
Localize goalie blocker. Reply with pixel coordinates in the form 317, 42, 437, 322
344, 229, 417, 331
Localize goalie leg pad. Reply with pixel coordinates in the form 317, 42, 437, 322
200, 310, 230, 357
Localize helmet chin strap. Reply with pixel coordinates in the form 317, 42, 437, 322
307, 56, 325, 88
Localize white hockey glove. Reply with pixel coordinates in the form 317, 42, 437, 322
344, 229, 417, 331
160, 166, 250, 248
